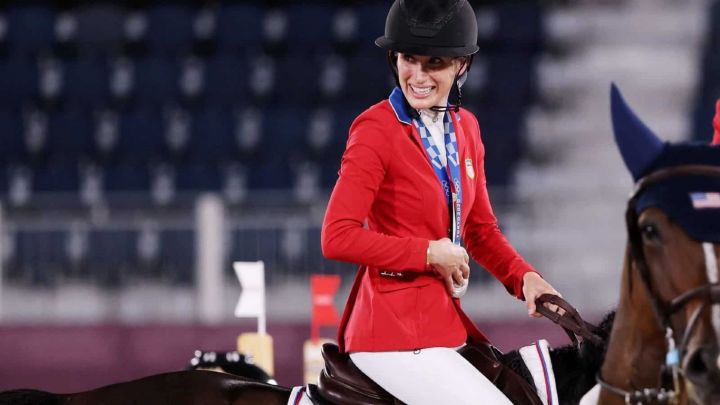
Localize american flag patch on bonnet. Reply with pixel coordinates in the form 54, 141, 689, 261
690, 192, 720, 209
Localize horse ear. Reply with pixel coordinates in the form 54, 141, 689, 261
610, 83, 665, 181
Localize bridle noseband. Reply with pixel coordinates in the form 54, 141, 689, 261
598, 165, 720, 404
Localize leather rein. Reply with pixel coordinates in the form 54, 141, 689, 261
535, 293, 603, 346
597, 165, 720, 404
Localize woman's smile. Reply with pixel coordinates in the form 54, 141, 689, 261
409, 85, 435, 98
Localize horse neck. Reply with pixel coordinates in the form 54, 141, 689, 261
599, 249, 667, 404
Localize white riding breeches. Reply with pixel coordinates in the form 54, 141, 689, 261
349, 347, 512, 405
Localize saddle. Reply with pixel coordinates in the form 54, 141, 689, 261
313, 294, 600, 405
315, 341, 543, 405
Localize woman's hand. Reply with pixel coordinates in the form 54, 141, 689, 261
522, 272, 562, 317
428, 238, 469, 295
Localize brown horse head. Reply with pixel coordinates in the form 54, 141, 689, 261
598, 85, 720, 404
637, 207, 720, 398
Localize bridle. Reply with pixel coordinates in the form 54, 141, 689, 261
597, 165, 720, 404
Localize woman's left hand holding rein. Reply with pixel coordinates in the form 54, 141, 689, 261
522, 272, 563, 318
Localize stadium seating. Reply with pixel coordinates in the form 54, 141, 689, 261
0, 1, 547, 286
214, 3, 265, 52
0, 58, 39, 108
6, 5, 56, 57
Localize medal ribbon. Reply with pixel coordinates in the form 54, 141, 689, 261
413, 112, 463, 245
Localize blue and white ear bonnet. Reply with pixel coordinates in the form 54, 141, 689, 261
611, 84, 720, 243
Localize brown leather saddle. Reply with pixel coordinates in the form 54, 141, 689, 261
314, 340, 542, 405
311, 294, 601, 405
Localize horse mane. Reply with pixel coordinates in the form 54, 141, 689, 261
501, 310, 615, 405
551, 311, 615, 405
0, 389, 60, 405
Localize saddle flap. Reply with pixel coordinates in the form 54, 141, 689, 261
460, 341, 545, 405
318, 343, 393, 404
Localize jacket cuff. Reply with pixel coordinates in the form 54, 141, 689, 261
407, 238, 431, 272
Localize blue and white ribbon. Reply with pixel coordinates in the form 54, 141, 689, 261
413, 112, 463, 246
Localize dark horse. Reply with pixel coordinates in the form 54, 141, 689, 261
581, 86, 720, 405
0, 311, 614, 405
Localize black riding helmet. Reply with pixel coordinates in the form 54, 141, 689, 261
376, 0, 479, 57
375, 0, 479, 112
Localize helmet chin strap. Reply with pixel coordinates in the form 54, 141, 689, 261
430, 58, 470, 113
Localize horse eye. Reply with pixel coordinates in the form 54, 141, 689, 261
640, 223, 661, 242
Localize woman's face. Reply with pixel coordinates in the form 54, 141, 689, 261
396, 53, 466, 110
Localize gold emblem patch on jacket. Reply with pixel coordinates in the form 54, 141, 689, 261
465, 158, 475, 179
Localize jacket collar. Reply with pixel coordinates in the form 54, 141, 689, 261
389, 87, 413, 125
388, 86, 461, 125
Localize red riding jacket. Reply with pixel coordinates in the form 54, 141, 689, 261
321, 88, 538, 352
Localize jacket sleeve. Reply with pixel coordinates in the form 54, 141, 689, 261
462, 114, 539, 300
713, 100, 720, 145
321, 114, 429, 272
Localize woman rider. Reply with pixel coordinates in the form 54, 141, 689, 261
321, 1, 562, 403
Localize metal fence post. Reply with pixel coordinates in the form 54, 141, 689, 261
195, 194, 225, 323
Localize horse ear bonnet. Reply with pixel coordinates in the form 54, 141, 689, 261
611, 83, 720, 243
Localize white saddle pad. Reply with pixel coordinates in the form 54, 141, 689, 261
287, 386, 314, 405
519, 339, 559, 405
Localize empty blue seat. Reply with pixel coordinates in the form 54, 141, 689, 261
0, 111, 26, 164
189, 109, 235, 162
175, 163, 222, 191
0, 59, 39, 108
116, 110, 165, 163
104, 164, 151, 192
86, 229, 137, 286
305, 107, 351, 162
158, 229, 194, 285
344, 54, 391, 104
47, 110, 94, 163
145, 4, 195, 56
494, 2, 544, 51
285, 5, 334, 49
330, 108, 355, 151
474, 104, 525, 186
133, 57, 181, 107
202, 54, 249, 107
263, 108, 306, 157
355, 4, 388, 50
320, 159, 340, 188
62, 57, 111, 108
215, 4, 264, 52
0, 164, 7, 195
15, 230, 67, 286
6, 5, 56, 56
273, 54, 322, 104
485, 51, 537, 107
33, 163, 80, 193
74, 3, 126, 55
248, 158, 293, 190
